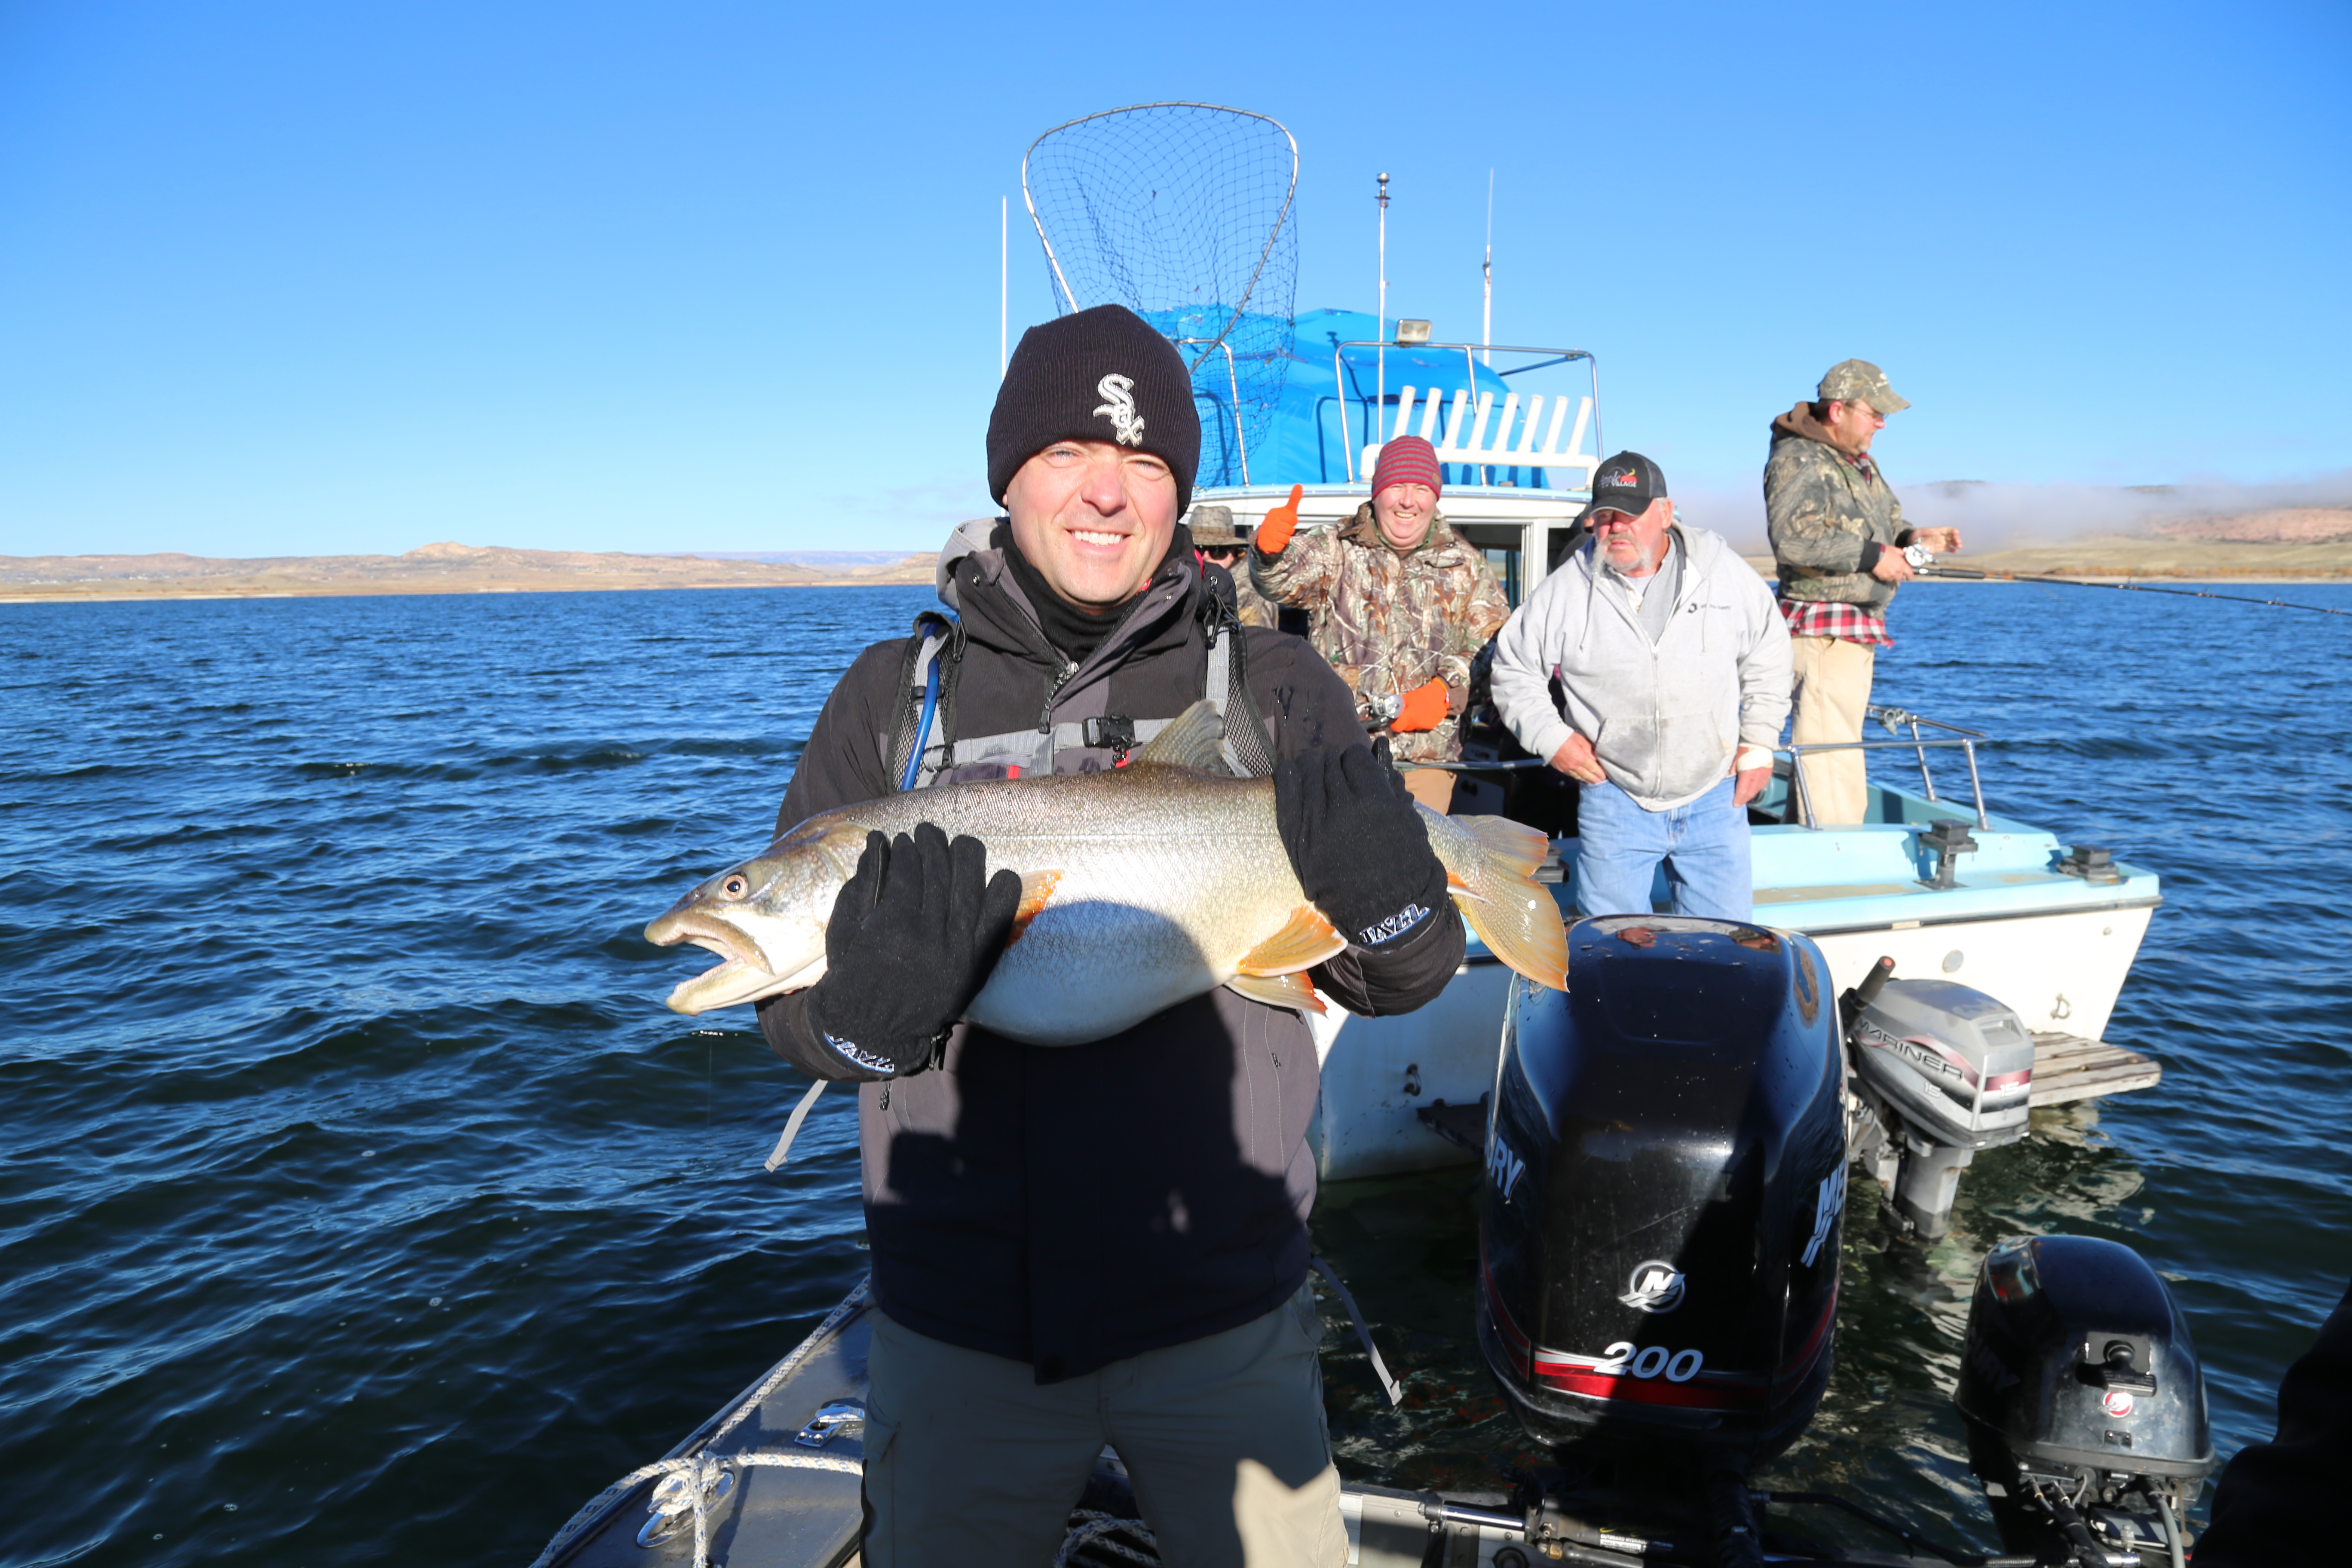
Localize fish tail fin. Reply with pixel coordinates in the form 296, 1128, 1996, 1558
1427, 810, 1568, 990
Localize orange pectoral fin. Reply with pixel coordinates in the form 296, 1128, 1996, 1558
1006, 870, 1062, 946
1235, 905, 1348, 976
1224, 971, 1326, 1014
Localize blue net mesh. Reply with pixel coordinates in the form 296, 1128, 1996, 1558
1023, 105, 1299, 488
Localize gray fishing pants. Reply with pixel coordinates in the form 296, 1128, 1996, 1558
859, 1283, 1347, 1568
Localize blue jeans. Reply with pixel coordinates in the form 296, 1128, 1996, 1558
1574, 778, 1753, 922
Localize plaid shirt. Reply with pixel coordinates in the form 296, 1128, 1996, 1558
1779, 596, 1891, 647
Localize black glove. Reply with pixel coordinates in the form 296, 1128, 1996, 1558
1274, 742, 1449, 951
801, 824, 1020, 1077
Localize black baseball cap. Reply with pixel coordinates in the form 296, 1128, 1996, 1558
1580, 450, 1667, 520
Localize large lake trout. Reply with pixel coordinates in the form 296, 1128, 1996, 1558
645, 702, 1568, 1045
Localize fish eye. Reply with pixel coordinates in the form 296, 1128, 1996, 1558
721, 874, 749, 898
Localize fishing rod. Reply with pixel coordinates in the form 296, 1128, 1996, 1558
1908, 548, 2348, 615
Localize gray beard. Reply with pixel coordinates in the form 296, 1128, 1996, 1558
1605, 540, 1663, 577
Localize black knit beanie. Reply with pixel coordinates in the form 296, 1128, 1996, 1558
987, 304, 1201, 515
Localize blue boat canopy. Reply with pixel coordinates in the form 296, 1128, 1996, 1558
1145, 306, 1598, 493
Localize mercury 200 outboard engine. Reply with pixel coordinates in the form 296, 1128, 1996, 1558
1957, 1235, 2214, 1565
1479, 916, 1847, 1482
1843, 958, 2038, 1238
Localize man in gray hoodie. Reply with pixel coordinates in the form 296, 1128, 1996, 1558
1490, 452, 1792, 920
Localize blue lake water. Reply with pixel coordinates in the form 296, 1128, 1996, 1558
2, 580, 2346, 1565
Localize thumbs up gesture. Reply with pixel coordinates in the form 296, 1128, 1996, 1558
1254, 484, 1306, 555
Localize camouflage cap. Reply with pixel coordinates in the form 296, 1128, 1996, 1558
1186, 504, 1245, 547
1816, 358, 1910, 414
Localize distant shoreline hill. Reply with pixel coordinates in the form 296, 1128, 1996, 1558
0, 541, 940, 603
1942, 505, 2352, 579
1736, 503, 2352, 581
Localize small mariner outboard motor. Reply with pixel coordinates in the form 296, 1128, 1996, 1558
1957, 1235, 2214, 1565
1842, 956, 2038, 1237
1477, 916, 1847, 1556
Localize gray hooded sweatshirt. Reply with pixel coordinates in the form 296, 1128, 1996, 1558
1490, 519, 1792, 810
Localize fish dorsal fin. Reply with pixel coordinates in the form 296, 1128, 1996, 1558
1131, 699, 1229, 775
1235, 905, 1348, 976
1225, 971, 1327, 1014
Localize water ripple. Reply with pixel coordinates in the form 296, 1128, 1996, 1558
0, 582, 2345, 1565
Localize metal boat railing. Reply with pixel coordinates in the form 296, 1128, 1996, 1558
1782, 705, 1990, 830
1327, 339, 1601, 487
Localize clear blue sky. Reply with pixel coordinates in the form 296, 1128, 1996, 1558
3, 0, 2346, 559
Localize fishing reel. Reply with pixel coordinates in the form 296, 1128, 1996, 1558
1903, 544, 1987, 580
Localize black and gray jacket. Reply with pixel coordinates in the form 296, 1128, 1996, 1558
758, 518, 1465, 1383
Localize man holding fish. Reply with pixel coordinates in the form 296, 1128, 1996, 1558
645, 306, 1567, 1567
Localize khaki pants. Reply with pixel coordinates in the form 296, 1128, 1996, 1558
1401, 768, 1455, 814
1788, 635, 1875, 826
861, 1285, 1346, 1568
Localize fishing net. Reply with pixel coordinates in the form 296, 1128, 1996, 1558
1022, 103, 1299, 488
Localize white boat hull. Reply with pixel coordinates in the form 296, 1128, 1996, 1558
1311, 892, 2156, 1185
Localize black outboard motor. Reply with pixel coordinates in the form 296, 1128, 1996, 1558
1478, 916, 1847, 1475
1957, 1235, 2214, 1564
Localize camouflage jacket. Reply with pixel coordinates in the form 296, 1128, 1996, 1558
1250, 505, 1510, 763
1764, 404, 1909, 609
1230, 569, 1281, 629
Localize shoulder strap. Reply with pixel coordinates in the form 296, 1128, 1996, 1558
1201, 595, 1276, 778
886, 611, 963, 792
889, 599, 1270, 787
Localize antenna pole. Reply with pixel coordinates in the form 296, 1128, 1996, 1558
1482, 168, 1493, 368
999, 196, 1009, 380
1376, 171, 1390, 450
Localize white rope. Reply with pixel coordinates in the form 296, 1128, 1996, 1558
1055, 1509, 1161, 1566
525, 1281, 871, 1568
708, 1278, 868, 1449
763, 1077, 829, 1171
1309, 1256, 1404, 1408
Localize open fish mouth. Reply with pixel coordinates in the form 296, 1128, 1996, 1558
662, 955, 815, 1016
642, 911, 815, 1016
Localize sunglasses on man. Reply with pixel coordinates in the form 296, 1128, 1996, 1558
1200, 545, 1247, 563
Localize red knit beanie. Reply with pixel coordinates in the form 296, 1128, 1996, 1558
1371, 434, 1442, 499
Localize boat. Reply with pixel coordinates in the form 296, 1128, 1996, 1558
534, 104, 2191, 1567
534, 920, 2208, 1568
1186, 325, 2164, 1193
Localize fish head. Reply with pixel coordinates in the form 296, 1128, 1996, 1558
643, 819, 867, 1015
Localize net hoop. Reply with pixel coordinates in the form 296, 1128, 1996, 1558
1020, 101, 1299, 368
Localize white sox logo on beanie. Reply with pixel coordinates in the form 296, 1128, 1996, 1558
1093, 374, 1146, 446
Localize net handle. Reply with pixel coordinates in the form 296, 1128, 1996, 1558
1019, 101, 1298, 363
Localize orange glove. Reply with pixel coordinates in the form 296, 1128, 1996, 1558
1391, 677, 1451, 734
1253, 484, 1305, 554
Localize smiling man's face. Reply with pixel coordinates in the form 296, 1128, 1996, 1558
1004, 438, 1180, 609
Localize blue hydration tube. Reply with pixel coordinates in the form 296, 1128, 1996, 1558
898, 647, 944, 793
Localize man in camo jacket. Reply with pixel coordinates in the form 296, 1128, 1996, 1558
1764, 359, 1962, 824
1250, 435, 1512, 811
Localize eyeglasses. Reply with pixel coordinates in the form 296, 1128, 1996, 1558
1200, 546, 1246, 562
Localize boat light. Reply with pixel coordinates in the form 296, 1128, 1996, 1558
1395, 319, 1432, 346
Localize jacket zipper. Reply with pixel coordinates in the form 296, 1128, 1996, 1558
1038, 658, 1078, 733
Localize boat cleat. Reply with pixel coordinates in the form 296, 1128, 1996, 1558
793, 1398, 866, 1448
636, 1461, 735, 1547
